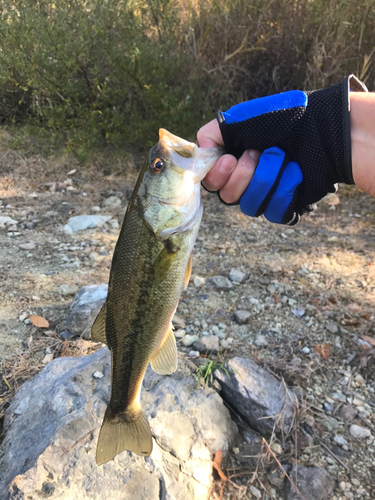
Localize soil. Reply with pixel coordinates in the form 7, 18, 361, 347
0, 135, 374, 499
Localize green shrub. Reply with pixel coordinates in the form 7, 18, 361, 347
0, 0, 374, 156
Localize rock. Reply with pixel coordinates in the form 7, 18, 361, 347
291, 307, 305, 318
174, 329, 186, 339
255, 334, 268, 347
349, 424, 371, 439
268, 464, 290, 488
285, 465, 335, 500
172, 315, 185, 328
340, 405, 358, 421
209, 276, 233, 291
181, 334, 199, 347
325, 322, 339, 334
193, 276, 205, 287
0, 348, 237, 500
63, 215, 112, 234
67, 284, 108, 339
249, 485, 262, 498
59, 284, 79, 297
93, 371, 104, 379
233, 310, 251, 325
228, 269, 246, 283
333, 434, 348, 447
0, 216, 18, 228
214, 357, 296, 436
102, 196, 122, 209
193, 336, 220, 354
18, 242, 36, 250
42, 353, 54, 364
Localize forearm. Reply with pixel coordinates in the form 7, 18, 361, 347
351, 92, 375, 196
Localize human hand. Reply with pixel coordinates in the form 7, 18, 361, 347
197, 119, 261, 204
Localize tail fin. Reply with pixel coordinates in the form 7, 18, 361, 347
96, 408, 153, 465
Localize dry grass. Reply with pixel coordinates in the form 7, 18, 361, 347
0, 337, 101, 434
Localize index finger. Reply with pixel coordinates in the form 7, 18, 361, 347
197, 119, 224, 148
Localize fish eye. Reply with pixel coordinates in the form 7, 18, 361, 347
151, 158, 164, 173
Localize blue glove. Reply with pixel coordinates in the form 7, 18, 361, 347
216, 75, 367, 225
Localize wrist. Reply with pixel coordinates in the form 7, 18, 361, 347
351, 92, 375, 196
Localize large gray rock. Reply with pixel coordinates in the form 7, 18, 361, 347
68, 284, 108, 338
214, 356, 297, 436
0, 348, 237, 500
63, 215, 112, 234
285, 465, 336, 500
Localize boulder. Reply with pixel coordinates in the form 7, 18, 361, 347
0, 348, 238, 500
67, 284, 108, 338
214, 356, 297, 436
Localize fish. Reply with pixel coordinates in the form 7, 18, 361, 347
91, 128, 223, 465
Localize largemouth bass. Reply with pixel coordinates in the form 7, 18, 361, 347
92, 129, 222, 465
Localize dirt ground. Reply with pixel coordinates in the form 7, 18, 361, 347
0, 132, 374, 499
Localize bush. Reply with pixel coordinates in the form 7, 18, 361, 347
0, 0, 374, 155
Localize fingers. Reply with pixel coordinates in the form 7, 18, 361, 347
219, 150, 261, 204
201, 154, 237, 192
197, 119, 224, 148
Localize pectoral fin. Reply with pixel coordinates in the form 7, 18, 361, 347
183, 252, 192, 290
91, 303, 107, 344
150, 324, 178, 375
151, 245, 177, 286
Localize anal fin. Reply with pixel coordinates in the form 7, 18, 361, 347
91, 303, 107, 344
150, 325, 178, 375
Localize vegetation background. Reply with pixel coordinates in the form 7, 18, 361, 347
0, 0, 374, 159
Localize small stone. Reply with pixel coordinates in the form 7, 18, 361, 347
291, 307, 305, 318
339, 481, 351, 491
181, 334, 199, 347
249, 486, 262, 498
333, 434, 348, 447
352, 396, 364, 407
302, 347, 310, 354
354, 373, 366, 387
0, 216, 18, 227
193, 276, 205, 287
89, 252, 100, 261
19, 242, 36, 250
102, 196, 122, 209
233, 310, 251, 325
218, 323, 226, 330
349, 424, 371, 439
59, 284, 79, 296
209, 276, 233, 291
58, 331, 79, 341
108, 219, 119, 230
255, 334, 268, 347
193, 335, 219, 354
93, 371, 104, 379
229, 269, 246, 283
324, 403, 334, 412
325, 322, 339, 334
271, 443, 283, 455
63, 215, 112, 234
24, 318, 31, 325
174, 329, 186, 339
268, 465, 289, 488
19, 312, 28, 322
42, 353, 54, 364
188, 350, 199, 358
201, 330, 209, 336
